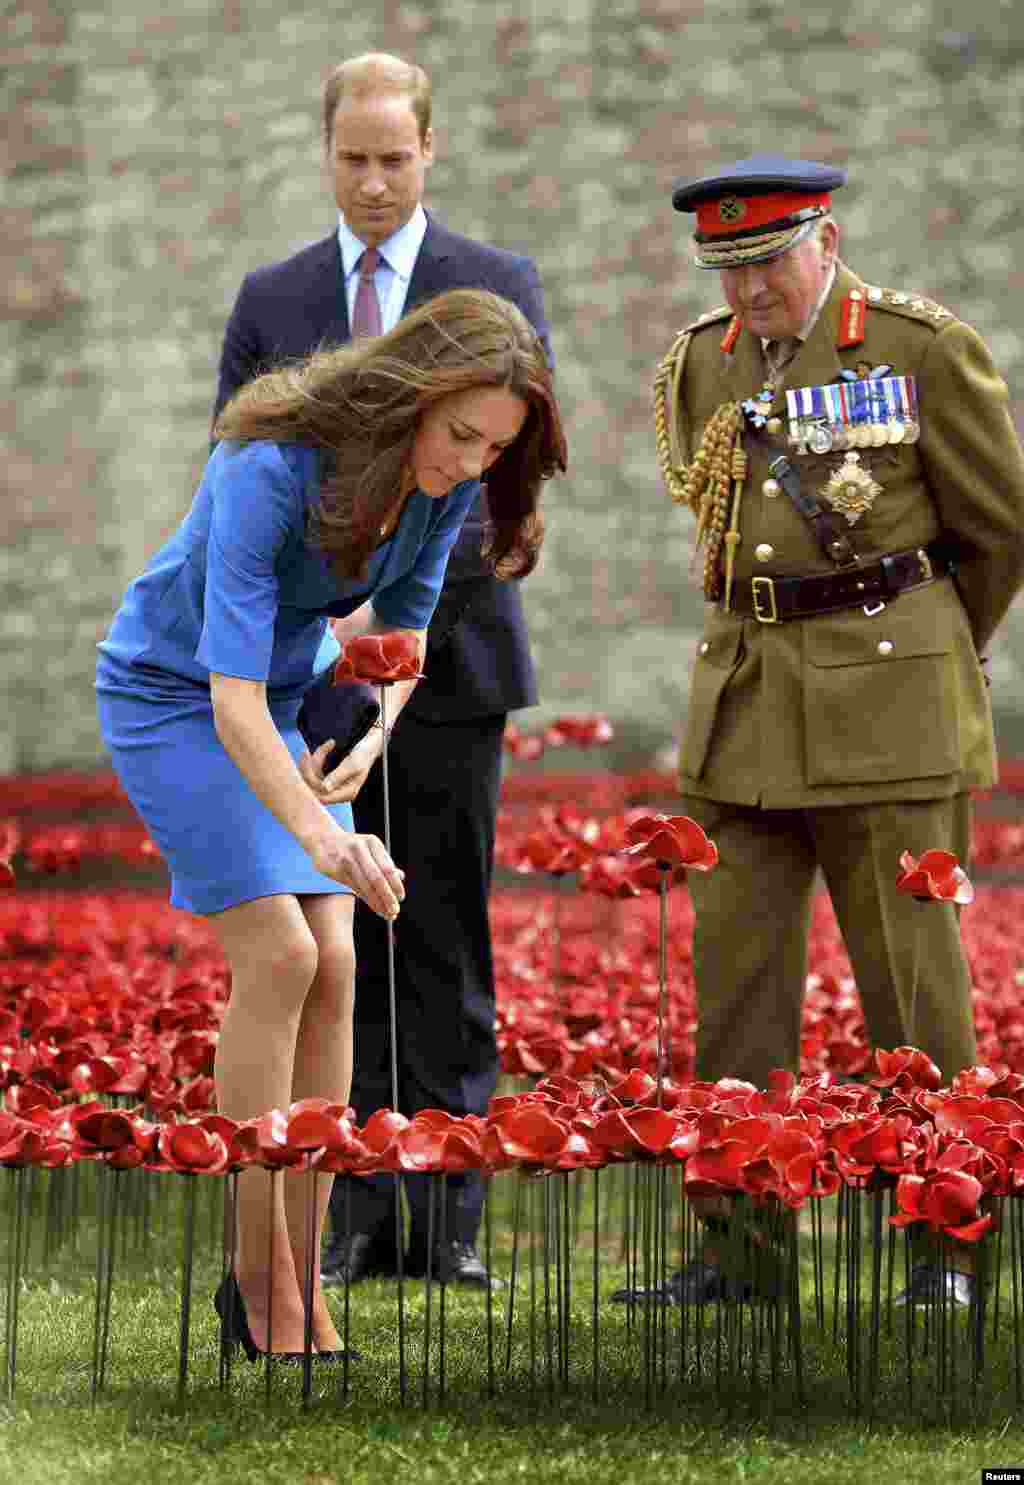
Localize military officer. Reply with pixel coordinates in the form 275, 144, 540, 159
631, 155, 1024, 1307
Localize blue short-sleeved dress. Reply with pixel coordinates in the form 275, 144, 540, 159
96, 440, 479, 914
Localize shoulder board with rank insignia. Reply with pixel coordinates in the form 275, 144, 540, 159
679, 304, 733, 335
861, 285, 957, 327
837, 288, 867, 349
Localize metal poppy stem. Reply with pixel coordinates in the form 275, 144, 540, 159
5, 1166, 26, 1402
656, 867, 669, 1105
378, 681, 407, 1404
301, 1161, 316, 1407
379, 683, 399, 1116
176, 1173, 196, 1408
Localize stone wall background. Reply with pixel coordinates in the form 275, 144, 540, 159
4, 0, 1024, 771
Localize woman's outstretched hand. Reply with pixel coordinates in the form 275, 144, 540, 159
305, 823, 405, 919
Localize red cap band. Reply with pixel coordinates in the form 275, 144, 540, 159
696, 190, 832, 239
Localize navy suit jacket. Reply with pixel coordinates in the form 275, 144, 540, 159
212, 214, 551, 721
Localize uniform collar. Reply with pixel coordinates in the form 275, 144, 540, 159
732, 262, 862, 410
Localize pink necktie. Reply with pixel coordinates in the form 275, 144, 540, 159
351, 247, 382, 338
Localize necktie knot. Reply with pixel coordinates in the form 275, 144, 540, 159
360, 247, 380, 277
764, 337, 799, 379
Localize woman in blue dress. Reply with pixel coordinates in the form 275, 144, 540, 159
96, 288, 566, 1359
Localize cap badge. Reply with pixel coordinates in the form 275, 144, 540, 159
717, 195, 747, 225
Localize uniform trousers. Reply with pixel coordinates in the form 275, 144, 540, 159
329, 711, 506, 1259
680, 793, 977, 1089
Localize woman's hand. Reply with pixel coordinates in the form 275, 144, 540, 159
304, 822, 405, 919
298, 727, 383, 804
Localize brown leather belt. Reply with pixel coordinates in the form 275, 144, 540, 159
726, 542, 954, 624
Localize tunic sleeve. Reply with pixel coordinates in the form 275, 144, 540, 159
918, 321, 1024, 652
371, 479, 480, 630
194, 442, 299, 680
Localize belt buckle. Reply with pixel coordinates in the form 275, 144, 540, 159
751, 576, 778, 623
916, 546, 933, 583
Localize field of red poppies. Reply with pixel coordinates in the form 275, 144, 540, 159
1, 728, 1024, 1415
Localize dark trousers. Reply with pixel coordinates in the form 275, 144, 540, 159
681, 793, 977, 1089
329, 710, 506, 1257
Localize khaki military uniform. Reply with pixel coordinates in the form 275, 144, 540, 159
662, 262, 1024, 1086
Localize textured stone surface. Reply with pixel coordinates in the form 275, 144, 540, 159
4, 0, 1024, 770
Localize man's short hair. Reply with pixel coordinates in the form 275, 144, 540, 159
322, 53, 432, 145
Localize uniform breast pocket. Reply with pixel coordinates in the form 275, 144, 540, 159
803, 602, 958, 786
682, 619, 743, 780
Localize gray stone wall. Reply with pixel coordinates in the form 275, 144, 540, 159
4, 0, 1024, 770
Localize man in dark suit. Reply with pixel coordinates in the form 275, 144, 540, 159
213, 53, 551, 1287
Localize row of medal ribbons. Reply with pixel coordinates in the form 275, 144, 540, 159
785, 375, 919, 456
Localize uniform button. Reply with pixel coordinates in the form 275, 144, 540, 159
755, 543, 774, 561
766, 417, 783, 436
877, 640, 894, 656
762, 478, 781, 499
699, 641, 709, 655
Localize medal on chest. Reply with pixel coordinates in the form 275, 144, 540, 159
821, 450, 883, 525
784, 373, 918, 456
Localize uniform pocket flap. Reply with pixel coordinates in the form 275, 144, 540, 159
804, 602, 951, 668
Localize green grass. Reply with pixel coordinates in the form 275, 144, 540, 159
1, 1171, 1023, 1485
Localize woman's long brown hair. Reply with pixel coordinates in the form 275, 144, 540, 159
213, 288, 566, 581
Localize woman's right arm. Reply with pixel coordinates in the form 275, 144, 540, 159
209, 672, 404, 919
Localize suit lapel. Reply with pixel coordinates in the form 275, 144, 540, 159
404, 215, 456, 311
306, 234, 350, 343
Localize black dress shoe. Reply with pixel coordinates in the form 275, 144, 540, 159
893, 1262, 975, 1309
407, 1241, 505, 1289
320, 1232, 398, 1288
610, 1257, 775, 1307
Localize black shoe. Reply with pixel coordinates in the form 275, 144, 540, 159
214, 1275, 304, 1364
407, 1240, 505, 1290
610, 1258, 774, 1306
320, 1232, 398, 1287
893, 1262, 975, 1309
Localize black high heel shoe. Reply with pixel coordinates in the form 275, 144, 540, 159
214, 1275, 361, 1364
214, 1274, 305, 1365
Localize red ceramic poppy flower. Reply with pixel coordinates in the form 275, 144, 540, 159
870, 1046, 944, 1092
334, 631, 423, 684
508, 829, 589, 877
577, 856, 640, 903
623, 814, 719, 872
896, 849, 974, 905
156, 1122, 231, 1175
502, 722, 545, 761
891, 1167, 993, 1242
543, 715, 614, 748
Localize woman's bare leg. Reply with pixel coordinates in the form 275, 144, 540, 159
211, 893, 319, 1353
284, 893, 356, 1349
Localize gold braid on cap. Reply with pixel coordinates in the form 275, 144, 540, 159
654, 333, 746, 602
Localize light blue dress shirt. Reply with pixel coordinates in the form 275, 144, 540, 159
337, 204, 428, 332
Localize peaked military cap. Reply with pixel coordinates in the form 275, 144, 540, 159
672, 154, 848, 269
